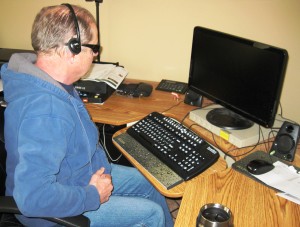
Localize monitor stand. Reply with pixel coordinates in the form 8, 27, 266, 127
206, 108, 254, 130
189, 104, 283, 148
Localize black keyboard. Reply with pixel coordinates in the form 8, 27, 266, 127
156, 79, 188, 94
127, 112, 220, 180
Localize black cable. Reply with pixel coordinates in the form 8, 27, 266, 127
180, 107, 202, 124
277, 102, 299, 125
267, 129, 278, 151
99, 124, 122, 162
188, 123, 235, 163
278, 102, 283, 116
161, 100, 183, 113
259, 126, 269, 152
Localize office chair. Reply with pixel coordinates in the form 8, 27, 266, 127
0, 105, 90, 227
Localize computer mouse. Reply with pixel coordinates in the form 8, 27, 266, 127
246, 159, 274, 175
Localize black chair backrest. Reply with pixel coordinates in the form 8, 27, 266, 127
0, 105, 6, 196
0, 105, 5, 142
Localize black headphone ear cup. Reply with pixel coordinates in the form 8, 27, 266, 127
68, 38, 81, 54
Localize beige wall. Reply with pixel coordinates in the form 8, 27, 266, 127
1, 0, 299, 124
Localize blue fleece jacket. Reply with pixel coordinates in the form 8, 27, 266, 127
1, 53, 112, 226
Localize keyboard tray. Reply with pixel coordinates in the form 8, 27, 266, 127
113, 132, 184, 189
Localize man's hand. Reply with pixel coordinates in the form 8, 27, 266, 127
89, 167, 113, 204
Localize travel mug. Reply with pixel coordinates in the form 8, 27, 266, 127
196, 203, 233, 227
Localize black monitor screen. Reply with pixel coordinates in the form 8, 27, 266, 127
188, 26, 288, 129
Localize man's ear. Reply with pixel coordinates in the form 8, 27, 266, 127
64, 49, 76, 64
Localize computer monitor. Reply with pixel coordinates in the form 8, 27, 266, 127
188, 26, 288, 130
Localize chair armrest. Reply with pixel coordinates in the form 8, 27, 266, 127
0, 196, 20, 214
0, 196, 90, 227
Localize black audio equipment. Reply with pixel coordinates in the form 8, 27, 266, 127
62, 3, 82, 54
184, 89, 203, 107
270, 121, 300, 162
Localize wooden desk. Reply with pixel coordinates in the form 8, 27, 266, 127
175, 168, 300, 227
86, 78, 300, 226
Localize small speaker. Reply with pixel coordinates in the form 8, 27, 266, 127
184, 89, 203, 107
270, 121, 300, 162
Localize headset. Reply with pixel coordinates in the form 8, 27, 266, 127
62, 3, 82, 54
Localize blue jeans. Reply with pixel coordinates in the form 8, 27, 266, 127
84, 164, 174, 227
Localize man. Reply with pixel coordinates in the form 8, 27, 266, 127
0, 4, 173, 227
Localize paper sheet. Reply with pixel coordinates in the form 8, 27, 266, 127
276, 192, 300, 205
82, 63, 128, 89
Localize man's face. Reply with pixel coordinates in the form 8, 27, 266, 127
72, 23, 99, 83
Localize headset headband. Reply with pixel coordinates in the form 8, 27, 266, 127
62, 3, 81, 54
